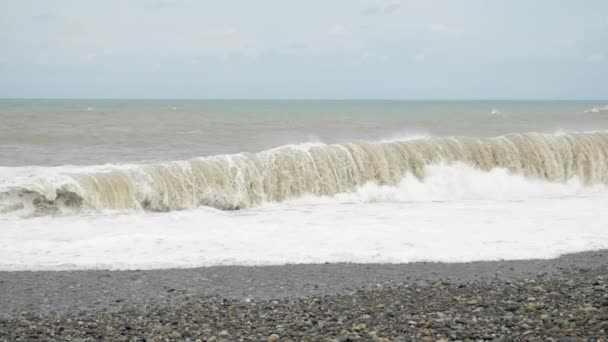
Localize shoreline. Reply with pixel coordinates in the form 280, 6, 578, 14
1, 250, 606, 315
1, 251, 607, 340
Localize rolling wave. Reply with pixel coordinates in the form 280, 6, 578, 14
585, 105, 608, 113
1, 131, 607, 215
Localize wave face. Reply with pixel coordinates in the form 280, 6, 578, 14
1, 131, 608, 215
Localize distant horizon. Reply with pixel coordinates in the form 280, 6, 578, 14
1, 98, 607, 102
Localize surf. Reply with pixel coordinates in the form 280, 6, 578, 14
1, 131, 607, 216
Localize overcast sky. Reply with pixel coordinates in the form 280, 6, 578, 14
1, 0, 607, 99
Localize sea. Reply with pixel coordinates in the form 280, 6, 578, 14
1, 100, 608, 270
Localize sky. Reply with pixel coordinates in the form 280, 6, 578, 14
0, 0, 607, 99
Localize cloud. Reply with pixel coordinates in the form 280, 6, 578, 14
429, 24, 448, 33
358, 51, 389, 64
361, 7, 380, 16
384, 3, 401, 14
200, 27, 238, 39
287, 43, 307, 50
329, 24, 346, 35
414, 53, 425, 62
587, 53, 605, 63
427, 24, 463, 36
142, 0, 184, 9
360, 3, 401, 16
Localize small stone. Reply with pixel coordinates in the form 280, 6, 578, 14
433, 322, 446, 329
544, 326, 560, 334
353, 323, 366, 331
455, 318, 467, 325
219, 330, 229, 337
267, 334, 279, 342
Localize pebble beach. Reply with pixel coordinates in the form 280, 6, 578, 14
1, 251, 607, 341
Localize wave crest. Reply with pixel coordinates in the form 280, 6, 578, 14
1, 131, 608, 215
585, 105, 608, 113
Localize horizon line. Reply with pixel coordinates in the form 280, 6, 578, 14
1, 98, 607, 102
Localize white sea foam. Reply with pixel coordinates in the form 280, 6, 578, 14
585, 105, 608, 113
1, 178, 607, 270
374, 131, 431, 143
1, 162, 608, 270
284, 162, 604, 206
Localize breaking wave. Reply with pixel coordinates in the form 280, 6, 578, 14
585, 105, 608, 114
1, 131, 608, 216
283, 162, 605, 206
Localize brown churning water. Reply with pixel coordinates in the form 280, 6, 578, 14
1, 131, 607, 214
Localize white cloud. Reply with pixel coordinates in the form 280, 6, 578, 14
199, 27, 238, 39
384, 3, 401, 14
287, 43, 307, 50
429, 24, 448, 33
361, 2, 400, 15
361, 7, 380, 16
427, 24, 463, 36
587, 53, 605, 63
358, 51, 389, 64
142, 0, 184, 9
414, 53, 425, 62
329, 24, 346, 35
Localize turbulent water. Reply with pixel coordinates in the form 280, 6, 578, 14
2, 131, 608, 215
1, 100, 608, 270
